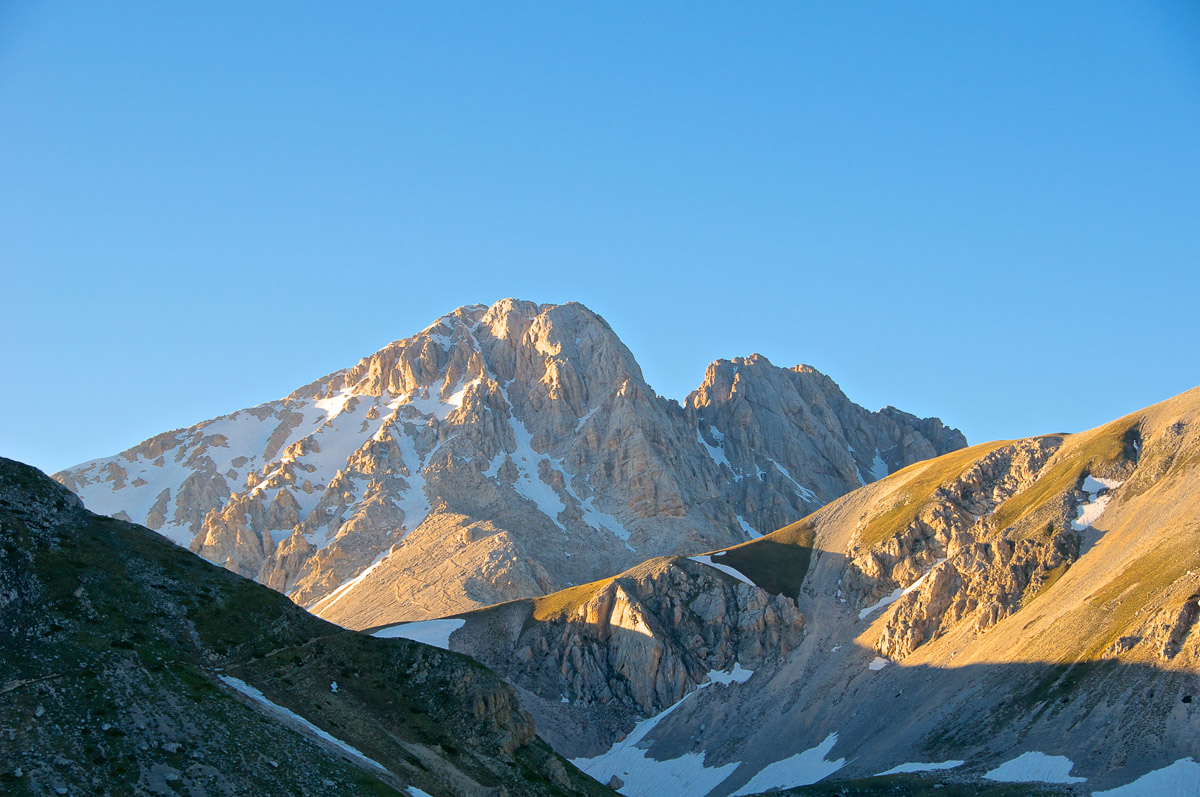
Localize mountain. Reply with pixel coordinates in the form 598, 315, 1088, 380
0, 456, 615, 796
397, 386, 1200, 796
54, 299, 964, 627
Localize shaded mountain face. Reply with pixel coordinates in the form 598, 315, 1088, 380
54, 299, 964, 626
408, 387, 1200, 796
0, 457, 614, 797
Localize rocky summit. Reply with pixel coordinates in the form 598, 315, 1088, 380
54, 299, 964, 627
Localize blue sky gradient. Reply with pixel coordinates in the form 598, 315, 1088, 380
2, 2, 1198, 473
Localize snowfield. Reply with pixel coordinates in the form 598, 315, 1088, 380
1093, 758, 1200, 796
983, 751, 1086, 784
730, 733, 845, 795
372, 618, 466, 650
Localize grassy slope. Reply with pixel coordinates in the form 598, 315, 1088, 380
857, 440, 1014, 550
991, 420, 1138, 534
704, 518, 817, 598
0, 458, 613, 797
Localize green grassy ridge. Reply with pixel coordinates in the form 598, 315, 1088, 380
0, 457, 614, 797
857, 440, 1017, 551
991, 420, 1139, 534
522, 533, 817, 625
700, 518, 817, 598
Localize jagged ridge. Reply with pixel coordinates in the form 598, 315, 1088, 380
54, 299, 964, 626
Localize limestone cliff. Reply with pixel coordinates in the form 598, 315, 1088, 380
381, 554, 805, 759
54, 299, 964, 625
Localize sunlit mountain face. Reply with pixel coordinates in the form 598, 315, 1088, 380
379, 386, 1200, 796
54, 298, 963, 630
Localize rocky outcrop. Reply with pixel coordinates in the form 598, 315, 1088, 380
1154, 596, 1200, 661
876, 529, 1080, 658
844, 437, 1090, 659
448, 557, 803, 721
846, 439, 1059, 599
687, 357, 966, 535
55, 299, 965, 625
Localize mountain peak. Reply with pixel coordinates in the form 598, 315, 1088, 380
55, 299, 965, 629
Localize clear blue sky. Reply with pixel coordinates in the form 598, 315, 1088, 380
2, 2, 1198, 475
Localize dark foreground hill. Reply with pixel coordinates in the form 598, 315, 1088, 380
0, 457, 613, 797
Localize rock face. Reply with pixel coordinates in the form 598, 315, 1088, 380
839, 437, 1077, 659
0, 457, 614, 797
54, 299, 964, 625
687, 357, 965, 538
430, 555, 805, 755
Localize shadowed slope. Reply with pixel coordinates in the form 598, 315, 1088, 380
0, 457, 614, 797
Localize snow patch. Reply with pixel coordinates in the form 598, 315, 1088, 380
1093, 757, 1200, 796
314, 389, 356, 421
858, 559, 945, 620
984, 752, 1086, 784
699, 426, 731, 470
706, 662, 754, 685
507, 415, 568, 532
268, 528, 293, 544
217, 676, 387, 773
389, 431, 432, 538
870, 450, 889, 482
878, 761, 964, 775
730, 733, 845, 795
689, 555, 756, 587
767, 458, 818, 503
373, 618, 465, 650
868, 656, 890, 671
397, 377, 479, 421
572, 683, 738, 797
1073, 474, 1124, 531
575, 404, 601, 433
737, 515, 761, 539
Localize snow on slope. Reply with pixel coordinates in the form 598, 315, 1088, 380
1072, 474, 1124, 531
877, 760, 965, 775
372, 619, 466, 650
730, 733, 846, 795
1093, 758, 1200, 796
983, 751, 1086, 784
706, 662, 754, 685
571, 681, 738, 797
218, 676, 387, 773
63, 387, 394, 547
858, 559, 946, 620
689, 554, 756, 586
